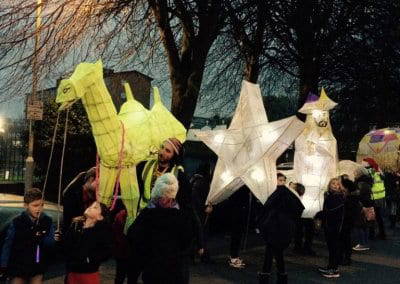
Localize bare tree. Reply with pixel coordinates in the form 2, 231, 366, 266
0, 0, 227, 129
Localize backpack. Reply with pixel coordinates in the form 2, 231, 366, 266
362, 207, 376, 221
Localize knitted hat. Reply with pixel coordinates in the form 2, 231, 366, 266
362, 157, 379, 172
165, 137, 183, 155
151, 173, 179, 200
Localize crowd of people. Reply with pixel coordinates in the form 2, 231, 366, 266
0, 137, 399, 284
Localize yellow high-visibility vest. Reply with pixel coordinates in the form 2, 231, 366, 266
371, 171, 385, 200
139, 160, 183, 210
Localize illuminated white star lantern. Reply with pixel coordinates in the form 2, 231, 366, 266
194, 81, 305, 204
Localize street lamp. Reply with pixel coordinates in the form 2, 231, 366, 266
25, 0, 43, 192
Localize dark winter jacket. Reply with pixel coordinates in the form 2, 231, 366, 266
385, 172, 400, 201
112, 210, 130, 260
259, 186, 305, 248
64, 220, 112, 273
355, 175, 374, 208
342, 193, 362, 231
127, 207, 194, 284
320, 191, 345, 234
137, 161, 203, 249
191, 173, 211, 221
354, 175, 375, 227
62, 172, 86, 233
0, 211, 55, 277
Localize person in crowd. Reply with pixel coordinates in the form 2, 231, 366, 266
294, 183, 305, 197
0, 188, 56, 284
362, 158, 386, 239
127, 173, 195, 284
64, 201, 112, 284
62, 167, 96, 233
191, 162, 212, 263
339, 178, 362, 265
258, 173, 305, 284
112, 200, 133, 284
136, 138, 190, 212
385, 170, 400, 230
227, 185, 251, 269
353, 167, 375, 251
203, 185, 250, 269
135, 138, 203, 268
293, 182, 316, 256
316, 178, 346, 278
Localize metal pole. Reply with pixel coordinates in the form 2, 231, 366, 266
25, 0, 42, 192
242, 191, 253, 251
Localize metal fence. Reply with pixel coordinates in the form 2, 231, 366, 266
0, 120, 26, 183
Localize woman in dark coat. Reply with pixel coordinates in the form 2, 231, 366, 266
127, 173, 194, 284
316, 177, 346, 279
258, 173, 305, 284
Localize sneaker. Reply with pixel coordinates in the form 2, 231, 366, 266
318, 267, 330, 274
353, 244, 370, 251
322, 269, 340, 278
229, 257, 245, 269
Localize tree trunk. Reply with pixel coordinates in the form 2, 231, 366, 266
148, 0, 221, 130
244, 55, 260, 84
170, 64, 206, 129
294, 0, 319, 120
297, 60, 319, 108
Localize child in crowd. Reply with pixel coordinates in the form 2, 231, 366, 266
0, 188, 55, 284
316, 178, 346, 278
293, 182, 317, 256
64, 201, 112, 284
258, 174, 305, 284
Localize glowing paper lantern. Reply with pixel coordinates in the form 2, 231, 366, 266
56, 60, 186, 226
195, 81, 304, 204
357, 127, 400, 171
293, 88, 338, 218
147, 87, 187, 155
118, 82, 153, 162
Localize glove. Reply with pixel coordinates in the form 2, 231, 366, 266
54, 230, 62, 242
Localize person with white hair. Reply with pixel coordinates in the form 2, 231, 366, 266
127, 173, 194, 284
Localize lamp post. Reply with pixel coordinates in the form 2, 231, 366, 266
25, 0, 43, 192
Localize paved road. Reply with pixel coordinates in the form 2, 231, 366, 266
45, 226, 400, 284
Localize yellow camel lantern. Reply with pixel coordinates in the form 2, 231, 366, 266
56, 60, 186, 227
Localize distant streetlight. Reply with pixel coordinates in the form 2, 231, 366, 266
0, 116, 5, 133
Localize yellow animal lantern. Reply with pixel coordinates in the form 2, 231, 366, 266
148, 87, 187, 153
293, 88, 339, 218
56, 60, 186, 227
357, 128, 400, 172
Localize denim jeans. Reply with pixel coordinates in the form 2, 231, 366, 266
354, 227, 369, 246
